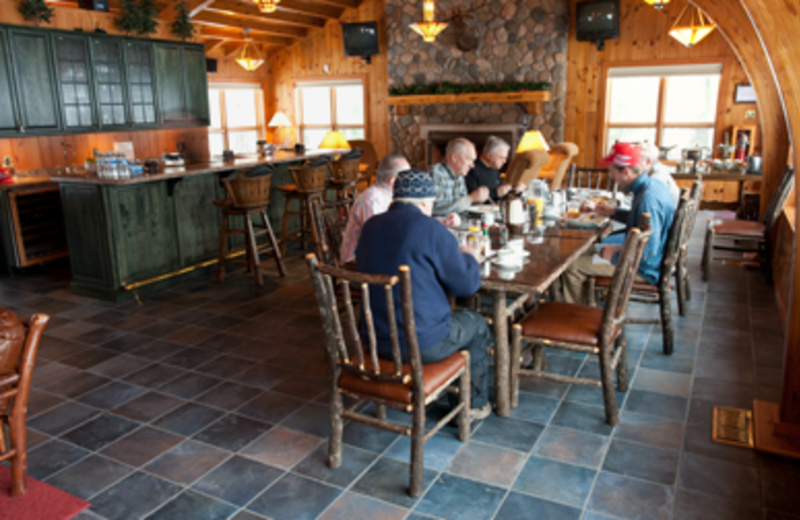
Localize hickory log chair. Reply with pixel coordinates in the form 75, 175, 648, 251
216, 170, 286, 287
504, 149, 551, 187
511, 215, 652, 426
327, 149, 362, 202
702, 166, 794, 282
0, 310, 49, 497
279, 158, 329, 255
675, 180, 704, 315
309, 197, 353, 269
306, 255, 471, 497
541, 142, 580, 189
348, 139, 378, 188
568, 165, 616, 192
590, 192, 691, 356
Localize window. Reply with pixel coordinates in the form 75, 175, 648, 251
208, 84, 265, 157
295, 80, 365, 148
605, 64, 721, 162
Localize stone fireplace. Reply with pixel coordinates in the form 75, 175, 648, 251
386, 0, 568, 170
421, 124, 522, 168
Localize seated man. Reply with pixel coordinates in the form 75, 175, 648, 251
563, 142, 676, 304
465, 136, 525, 199
356, 169, 493, 419
639, 142, 680, 206
431, 138, 490, 217
340, 155, 409, 264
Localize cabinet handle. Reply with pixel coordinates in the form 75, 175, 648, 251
18, 120, 25, 133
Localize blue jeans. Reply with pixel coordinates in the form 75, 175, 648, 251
419, 310, 491, 408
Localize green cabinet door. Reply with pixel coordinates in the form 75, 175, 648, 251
90, 37, 128, 129
173, 173, 226, 266
53, 33, 97, 131
154, 43, 185, 125
182, 46, 209, 126
8, 29, 60, 132
123, 40, 157, 127
0, 30, 19, 133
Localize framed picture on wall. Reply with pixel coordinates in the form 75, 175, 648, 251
734, 83, 757, 104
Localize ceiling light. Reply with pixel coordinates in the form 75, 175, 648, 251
255, 0, 279, 13
409, 0, 448, 43
668, 3, 716, 48
235, 40, 264, 71
644, 0, 670, 9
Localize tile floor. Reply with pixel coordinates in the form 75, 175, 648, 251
2, 211, 799, 520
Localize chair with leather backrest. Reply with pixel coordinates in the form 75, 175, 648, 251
540, 142, 580, 189
504, 149, 551, 187
510, 215, 652, 426
306, 255, 471, 497
702, 166, 794, 282
348, 140, 378, 188
0, 310, 49, 497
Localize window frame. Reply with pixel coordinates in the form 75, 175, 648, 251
599, 60, 726, 161
293, 76, 368, 147
207, 83, 266, 157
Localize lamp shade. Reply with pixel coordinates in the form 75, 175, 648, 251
516, 130, 550, 153
235, 42, 264, 72
268, 111, 292, 128
668, 4, 716, 48
318, 130, 351, 150
409, 0, 448, 42
644, 0, 669, 8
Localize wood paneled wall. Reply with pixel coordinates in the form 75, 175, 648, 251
564, 0, 757, 170
265, 0, 390, 157
0, 0, 270, 171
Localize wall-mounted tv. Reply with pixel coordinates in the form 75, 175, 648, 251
342, 22, 379, 64
576, 0, 620, 51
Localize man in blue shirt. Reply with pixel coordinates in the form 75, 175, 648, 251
356, 169, 493, 420
563, 142, 675, 304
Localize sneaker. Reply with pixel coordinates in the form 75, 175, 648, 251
469, 403, 492, 421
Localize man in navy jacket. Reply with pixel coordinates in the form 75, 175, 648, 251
356, 169, 493, 420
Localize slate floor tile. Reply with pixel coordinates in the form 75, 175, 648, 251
158, 372, 223, 399
602, 439, 679, 485
124, 363, 187, 388
91, 472, 182, 520
247, 473, 341, 520
129, 340, 186, 360
614, 410, 685, 450
101, 426, 184, 467
152, 402, 225, 436
508, 391, 560, 424
28, 402, 101, 436
351, 456, 437, 509
45, 455, 133, 500
446, 441, 525, 487
632, 367, 692, 398
146, 489, 237, 520
240, 425, 322, 469
415, 472, 506, 520
678, 452, 760, 503
280, 402, 333, 438
319, 492, 408, 520
111, 391, 185, 423
494, 492, 582, 520
194, 355, 255, 379
551, 400, 614, 436
145, 439, 229, 485
77, 381, 147, 410
195, 381, 261, 410
513, 456, 596, 507
194, 413, 272, 452
384, 433, 464, 472
193, 455, 284, 507
61, 414, 140, 451
624, 389, 688, 422
27, 439, 91, 480
673, 489, 761, 520
88, 354, 147, 378
161, 347, 220, 369
472, 415, 543, 452
341, 420, 401, 454
45, 371, 111, 398
59, 347, 119, 369
100, 333, 155, 353
760, 453, 800, 514
294, 443, 378, 489
236, 390, 306, 424
588, 472, 673, 520
532, 426, 609, 468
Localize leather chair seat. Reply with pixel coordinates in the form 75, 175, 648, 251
339, 351, 466, 404
712, 219, 765, 238
279, 183, 298, 193
594, 276, 658, 294
520, 302, 619, 346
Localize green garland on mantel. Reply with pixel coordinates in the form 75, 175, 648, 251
389, 81, 551, 96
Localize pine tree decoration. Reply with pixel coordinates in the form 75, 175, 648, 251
171, 1, 196, 41
18, 0, 54, 26
115, 0, 140, 35
137, 0, 159, 36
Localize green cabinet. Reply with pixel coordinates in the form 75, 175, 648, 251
154, 43, 210, 126
0, 30, 19, 133
122, 40, 157, 127
91, 37, 128, 129
53, 33, 97, 131
7, 28, 60, 133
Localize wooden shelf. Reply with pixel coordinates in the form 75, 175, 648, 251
388, 91, 551, 115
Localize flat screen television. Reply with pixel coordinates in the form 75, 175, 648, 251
342, 22, 379, 64
576, 0, 619, 50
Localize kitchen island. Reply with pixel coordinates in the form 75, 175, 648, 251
51, 150, 342, 301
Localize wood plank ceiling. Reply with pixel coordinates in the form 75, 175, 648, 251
51, 0, 363, 55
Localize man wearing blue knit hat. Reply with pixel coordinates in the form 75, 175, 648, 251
356, 169, 493, 420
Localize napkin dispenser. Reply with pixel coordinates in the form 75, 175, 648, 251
502, 193, 526, 235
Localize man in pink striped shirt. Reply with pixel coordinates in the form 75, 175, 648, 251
340, 155, 410, 264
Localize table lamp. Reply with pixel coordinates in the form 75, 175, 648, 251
268, 111, 293, 150
318, 130, 351, 153
516, 130, 550, 153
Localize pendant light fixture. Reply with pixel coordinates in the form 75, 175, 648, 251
235, 37, 264, 72
644, 0, 670, 8
409, 0, 448, 43
255, 0, 279, 13
668, 3, 716, 48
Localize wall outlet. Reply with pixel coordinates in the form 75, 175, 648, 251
2, 156, 11, 168
745, 109, 756, 120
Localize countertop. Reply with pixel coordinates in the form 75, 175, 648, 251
49, 150, 345, 186
0, 174, 55, 191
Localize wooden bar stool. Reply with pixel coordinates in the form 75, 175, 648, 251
216, 172, 286, 287
279, 160, 328, 255
327, 156, 361, 202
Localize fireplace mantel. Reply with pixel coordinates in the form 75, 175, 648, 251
388, 91, 551, 116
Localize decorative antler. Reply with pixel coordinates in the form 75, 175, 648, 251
443, 0, 488, 52
443, 0, 489, 22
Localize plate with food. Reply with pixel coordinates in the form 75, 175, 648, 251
563, 214, 605, 229
467, 204, 500, 215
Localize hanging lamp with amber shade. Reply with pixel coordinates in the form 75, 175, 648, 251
235, 40, 264, 72
643, 0, 670, 9
255, 0, 279, 13
668, 3, 716, 47
409, 0, 448, 43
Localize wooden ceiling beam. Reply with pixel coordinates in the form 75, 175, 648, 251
193, 11, 308, 38
206, 2, 325, 29
198, 26, 294, 46
203, 38, 228, 53
273, 0, 343, 20
188, 0, 219, 17
305, 0, 359, 9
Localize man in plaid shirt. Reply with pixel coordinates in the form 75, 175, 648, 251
431, 138, 490, 217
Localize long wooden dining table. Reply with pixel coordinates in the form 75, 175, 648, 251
480, 222, 611, 416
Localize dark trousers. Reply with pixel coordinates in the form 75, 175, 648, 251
419, 310, 492, 408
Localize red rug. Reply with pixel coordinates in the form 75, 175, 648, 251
0, 466, 90, 520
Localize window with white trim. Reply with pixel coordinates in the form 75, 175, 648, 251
207, 84, 265, 157
295, 79, 365, 148
605, 64, 721, 161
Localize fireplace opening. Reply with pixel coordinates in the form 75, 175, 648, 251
421, 124, 522, 171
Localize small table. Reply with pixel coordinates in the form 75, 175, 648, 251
481, 223, 609, 416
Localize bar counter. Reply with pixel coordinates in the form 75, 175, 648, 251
50, 150, 342, 301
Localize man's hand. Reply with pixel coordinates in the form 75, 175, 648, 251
442, 212, 461, 227
514, 182, 527, 192
595, 201, 617, 217
600, 245, 621, 261
497, 184, 512, 198
460, 244, 481, 261
469, 186, 490, 203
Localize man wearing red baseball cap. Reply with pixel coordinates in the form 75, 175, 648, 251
562, 142, 676, 304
